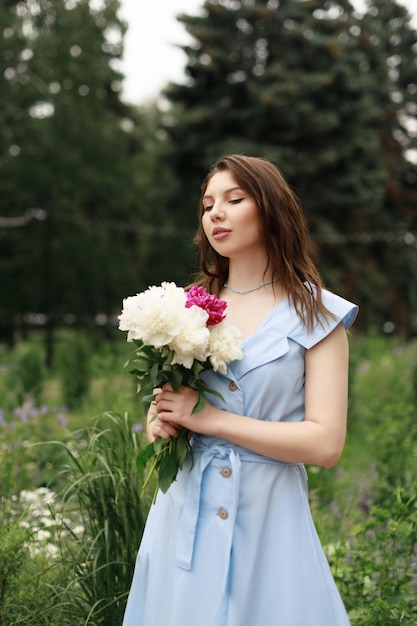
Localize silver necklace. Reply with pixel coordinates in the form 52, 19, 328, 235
224, 277, 279, 295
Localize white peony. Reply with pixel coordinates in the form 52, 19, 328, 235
169, 305, 210, 368
208, 321, 244, 374
119, 281, 244, 375
118, 282, 188, 346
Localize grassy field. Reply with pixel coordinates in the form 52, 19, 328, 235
0, 331, 416, 625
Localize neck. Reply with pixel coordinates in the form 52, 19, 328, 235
226, 256, 272, 288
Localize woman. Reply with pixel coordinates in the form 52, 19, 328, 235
123, 155, 358, 626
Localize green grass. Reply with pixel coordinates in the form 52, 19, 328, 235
0, 333, 416, 623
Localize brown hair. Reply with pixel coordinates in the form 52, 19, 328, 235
192, 154, 332, 330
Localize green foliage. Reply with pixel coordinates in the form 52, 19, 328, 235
0, 520, 29, 615
57, 332, 92, 408
1, 334, 417, 623
50, 411, 147, 624
0, 508, 62, 626
0, 400, 71, 496
310, 336, 417, 624
9, 341, 45, 402
327, 483, 417, 625
0, 0, 147, 346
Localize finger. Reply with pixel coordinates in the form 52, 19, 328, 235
152, 416, 179, 440
155, 396, 177, 414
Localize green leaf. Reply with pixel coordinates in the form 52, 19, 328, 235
169, 367, 184, 391
148, 361, 160, 387
131, 356, 153, 369
142, 392, 157, 404
153, 438, 169, 454
158, 454, 180, 493
140, 344, 160, 359
192, 360, 205, 376
191, 391, 206, 414
205, 387, 225, 403
136, 442, 156, 471
175, 430, 192, 467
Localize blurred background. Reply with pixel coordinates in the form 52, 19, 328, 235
1, 0, 416, 364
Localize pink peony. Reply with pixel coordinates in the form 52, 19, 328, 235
185, 286, 227, 326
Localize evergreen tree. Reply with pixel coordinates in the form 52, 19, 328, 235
0, 0, 143, 352
162, 0, 417, 333
356, 0, 417, 337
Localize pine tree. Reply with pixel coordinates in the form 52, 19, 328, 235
162, 0, 417, 333
0, 0, 142, 351
356, 0, 417, 337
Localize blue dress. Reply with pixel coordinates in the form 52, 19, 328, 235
123, 289, 358, 626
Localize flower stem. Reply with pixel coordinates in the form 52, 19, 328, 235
140, 451, 160, 499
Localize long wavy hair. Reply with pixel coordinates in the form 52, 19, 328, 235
192, 154, 332, 330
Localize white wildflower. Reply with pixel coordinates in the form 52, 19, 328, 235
44, 543, 59, 559
73, 524, 85, 537
19, 520, 31, 529
35, 529, 51, 542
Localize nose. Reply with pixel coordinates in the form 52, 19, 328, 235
209, 201, 225, 220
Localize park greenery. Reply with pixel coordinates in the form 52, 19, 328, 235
1, 0, 417, 624
0, 331, 416, 624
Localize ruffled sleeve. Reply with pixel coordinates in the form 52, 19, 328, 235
289, 288, 358, 350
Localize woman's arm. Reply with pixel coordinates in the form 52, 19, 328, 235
153, 323, 349, 467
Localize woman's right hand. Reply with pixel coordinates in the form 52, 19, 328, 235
146, 391, 180, 442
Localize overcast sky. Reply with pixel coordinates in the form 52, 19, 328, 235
118, 0, 417, 106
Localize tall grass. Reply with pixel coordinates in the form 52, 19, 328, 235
50, 411, 148, 625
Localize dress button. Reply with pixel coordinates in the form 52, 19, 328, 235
220, 466, 232, 478
218, 507, 229, 520
228, 380, 238, 391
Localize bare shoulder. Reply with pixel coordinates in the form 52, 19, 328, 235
305, 322, 349, 371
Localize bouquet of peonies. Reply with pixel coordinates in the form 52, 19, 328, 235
118, 282, 243, 497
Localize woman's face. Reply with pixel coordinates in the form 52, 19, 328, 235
201, 170, 263, 259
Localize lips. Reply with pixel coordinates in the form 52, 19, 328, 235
212, 227, 231, 240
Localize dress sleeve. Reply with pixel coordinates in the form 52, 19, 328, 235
289, 288, 359, 350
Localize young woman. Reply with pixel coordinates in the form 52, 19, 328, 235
123, 155, 358, 626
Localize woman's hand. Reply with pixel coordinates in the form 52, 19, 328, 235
147, 383, 220, 443
150, 411, 180, 441
155, 383, 200, 429
146, 387, 176, 442
147, 384, 200, 442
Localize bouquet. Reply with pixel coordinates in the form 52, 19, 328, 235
118, 282, 243, 498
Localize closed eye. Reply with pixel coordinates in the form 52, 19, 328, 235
203, 204, 213, 212
230, 198, 244, 205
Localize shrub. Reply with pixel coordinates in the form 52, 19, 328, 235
328, 482, 417, 625
58, 333, 92, 408
10, 342, 45, 403
0, 500, 63, 626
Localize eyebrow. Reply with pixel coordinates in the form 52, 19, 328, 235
203, 186, 243, 200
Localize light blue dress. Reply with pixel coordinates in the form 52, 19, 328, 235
123, 289, 358, 626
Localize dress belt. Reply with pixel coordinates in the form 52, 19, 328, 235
175, 441, 296, 571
